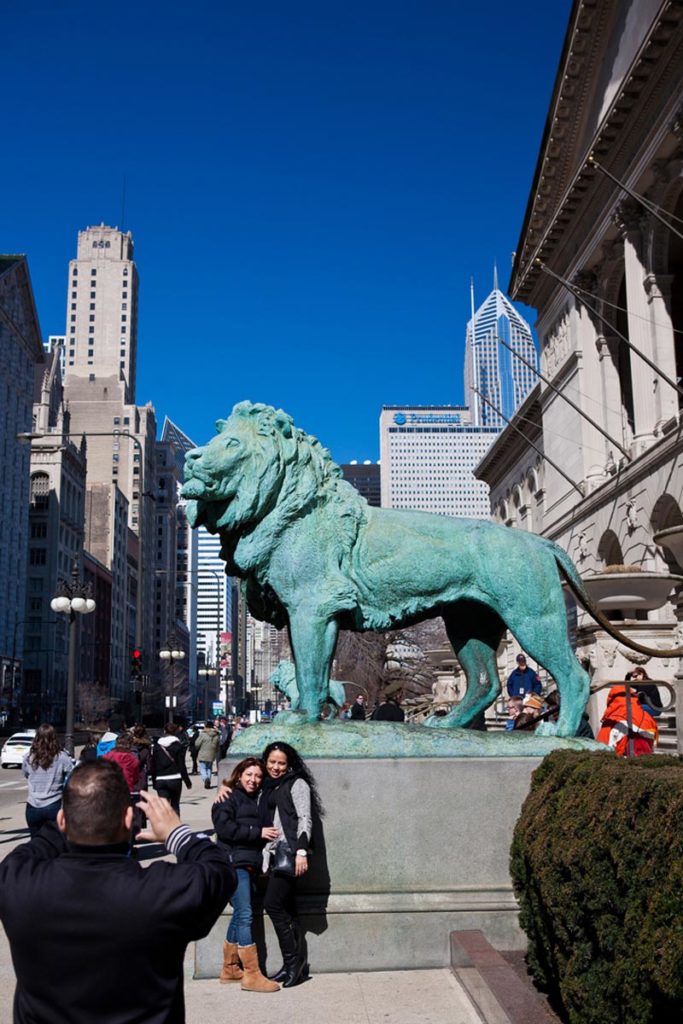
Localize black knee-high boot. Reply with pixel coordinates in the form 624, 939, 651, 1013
273, 921, 306, 988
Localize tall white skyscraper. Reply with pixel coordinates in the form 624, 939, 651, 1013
64, 224, 139, 403
464, 270, 537, 428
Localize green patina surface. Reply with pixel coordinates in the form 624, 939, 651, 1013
227, 720, 603, 759
181, 400, 593, 753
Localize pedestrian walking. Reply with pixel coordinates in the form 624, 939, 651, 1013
212, 757, 280, 992
187, 724, 200, 775
371, 683, 405, 721
349, 694, 367, 720
0, 760, 235, 1024
22, 724, 73, 837
103, 732, 141, 793
506, 653, 542, 699
195, 719, 221, 789
151, 722, 192, 812
261, 741, 323, 987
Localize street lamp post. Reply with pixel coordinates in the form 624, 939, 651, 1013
159, 635, 185, 724
50, 564, 96, 755
198, 665, 216, 721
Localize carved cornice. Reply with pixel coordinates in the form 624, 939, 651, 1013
511, 0, 683, 306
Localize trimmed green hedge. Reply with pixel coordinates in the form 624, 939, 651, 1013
510, 749, 683, 1024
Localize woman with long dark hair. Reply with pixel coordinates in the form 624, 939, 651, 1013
260, 741, 323, 988
22, 724, 73, 836
212, 756, 280, 992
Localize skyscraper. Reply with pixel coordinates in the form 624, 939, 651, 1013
379, 406, 498, 518
64, 225, 138, 403
62, 225, 153, 712
464, 269, 537, 428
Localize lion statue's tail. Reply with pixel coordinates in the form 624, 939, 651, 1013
551, 543, 683, 659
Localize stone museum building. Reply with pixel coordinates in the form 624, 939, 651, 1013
476, 0, 683, 749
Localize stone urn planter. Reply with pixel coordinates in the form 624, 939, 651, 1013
581, 565, 683, 612
653, 525, 683, 569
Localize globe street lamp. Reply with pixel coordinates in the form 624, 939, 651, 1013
50, 564, 96, 755
159, 636, 185, 724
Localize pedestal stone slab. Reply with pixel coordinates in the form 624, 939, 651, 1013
196, 756, 540, 977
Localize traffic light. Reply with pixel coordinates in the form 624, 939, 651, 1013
131, 649, 142, 680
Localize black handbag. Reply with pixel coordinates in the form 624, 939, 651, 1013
272, 839, 295, 877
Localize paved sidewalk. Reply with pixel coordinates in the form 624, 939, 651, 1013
0, 768, 483, 1024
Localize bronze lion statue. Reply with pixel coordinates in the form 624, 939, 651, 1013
182, 401, 675, 737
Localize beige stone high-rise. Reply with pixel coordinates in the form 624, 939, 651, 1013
63, 225, 157, 710
65, 224, 138, 403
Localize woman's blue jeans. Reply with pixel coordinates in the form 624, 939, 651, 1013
227, 867, 256, 947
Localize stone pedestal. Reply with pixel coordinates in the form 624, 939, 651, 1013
195, 756, 540, 976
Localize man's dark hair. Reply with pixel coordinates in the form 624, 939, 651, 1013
62, 761, 131, 844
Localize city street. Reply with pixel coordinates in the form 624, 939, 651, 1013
0, 763, 481, 1024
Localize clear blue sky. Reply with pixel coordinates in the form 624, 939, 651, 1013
3, 1, 571, 462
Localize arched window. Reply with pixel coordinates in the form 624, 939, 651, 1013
597, 529, 624, 569
30, 472, 50, 508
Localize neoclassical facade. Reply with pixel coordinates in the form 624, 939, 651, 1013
477, 0, 683, 745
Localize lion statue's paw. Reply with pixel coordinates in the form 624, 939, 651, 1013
273, 708, 322, 725
535, 720, 560, 737
424, 713, 460, 729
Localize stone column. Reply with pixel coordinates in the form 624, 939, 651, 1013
644, 272, 679, 427
616, 200, 658, 455
573, 271, 614, 485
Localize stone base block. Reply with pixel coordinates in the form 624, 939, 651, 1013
196, 756, 539, 976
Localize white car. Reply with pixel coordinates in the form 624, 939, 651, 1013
1, 731, 37, 769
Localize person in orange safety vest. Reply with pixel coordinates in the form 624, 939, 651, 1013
597, 685, 658, 757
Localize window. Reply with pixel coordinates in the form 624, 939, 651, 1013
90, 291, 96, 299
89, 315, 95, 322
71, 303, 76, 311
122, 291, 128, 299
71, 291, 77, 298
121, 326, 126, 333
113, 417, 120, 425
123, 267, 128, 276
89, 326, 94, 334
121, 303, 127, 310
70, 315, 76, 322
30, 522, 47, 539
121, 315, 127, 322
89, 303, 95, 310
91, 269, 97, 276
88, 349, 93, 357
29, 548, 47, 566
70, 326, 75, 334
73, 268, 78, 276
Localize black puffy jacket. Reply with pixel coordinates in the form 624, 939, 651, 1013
212, 785, 264, 869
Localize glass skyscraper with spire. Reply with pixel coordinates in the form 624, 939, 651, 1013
464, 269, 537, 428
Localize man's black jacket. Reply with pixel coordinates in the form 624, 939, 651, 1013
0, 823, 235, 1024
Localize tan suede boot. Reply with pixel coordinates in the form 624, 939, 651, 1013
238, 944, 280, 992
219, 941, 243, 983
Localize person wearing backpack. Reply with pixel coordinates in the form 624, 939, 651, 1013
151, 723, 192, 813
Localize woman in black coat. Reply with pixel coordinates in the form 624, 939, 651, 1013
212, 757, 280, 993
260, 741, 324, 988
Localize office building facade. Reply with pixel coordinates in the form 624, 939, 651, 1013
380, 406, 498, 518
64, 224, 139, 403
0, 256, 45, 726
